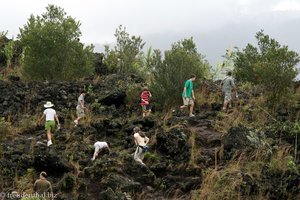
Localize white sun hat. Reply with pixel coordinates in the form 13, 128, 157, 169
44, 101, 54, 108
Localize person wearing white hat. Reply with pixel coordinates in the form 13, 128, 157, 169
38, 101, 60, 147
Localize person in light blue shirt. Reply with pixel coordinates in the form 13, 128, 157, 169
221, 71, 236, 111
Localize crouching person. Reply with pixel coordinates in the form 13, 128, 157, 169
91, 141, 111, 161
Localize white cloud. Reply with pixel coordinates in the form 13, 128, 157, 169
273, 0, 300, 11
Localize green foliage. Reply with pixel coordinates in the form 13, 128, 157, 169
91, 99, 101, 111
59, 173, 77, 192
151, 37, 210, 109
234, 30, 300, 108
87, 83, 93, 95
18, 4, 94, 81
0, 117, 10, 140
125, 83, 142, 108
3, 40, 14, 68
104, 25, 145, 75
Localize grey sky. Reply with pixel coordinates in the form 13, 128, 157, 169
1, 0, 300, 66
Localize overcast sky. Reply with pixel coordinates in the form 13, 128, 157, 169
1, 0, 300, 66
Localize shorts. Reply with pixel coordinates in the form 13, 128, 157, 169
45, 120, 55, 132
224, 91, 232, 101
134, 146, 145, 161
183, 97, 194, 106
76, 106, 85, 118
142, 105, 151, 113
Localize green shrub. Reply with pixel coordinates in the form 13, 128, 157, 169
151, 37, 210, 110
234, 30, 300, 109
0, 117, 10, 140
125, 83, 142, 108
104, 25, 145, 75
18, 5, 94, 81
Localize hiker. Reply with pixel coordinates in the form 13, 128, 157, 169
91, 141, 111, 161
38, 101, 60, 147
140, 87, 152, 118
33, 171, 53, 200
180, 74, 196, 117
221, 71, 236, 111
74, 90, 87, 126
133, 127, 149, 166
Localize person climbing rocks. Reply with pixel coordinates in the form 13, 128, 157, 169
133, 127, 149, 166
221, 71, 236, 111
38, 101, 60, 147
74, 90, 87, 127
140, 87, 152, 118
91, 141, 111, 161
180, 74, 196, 117
33, 171, 53, 200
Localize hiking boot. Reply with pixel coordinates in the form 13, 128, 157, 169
189, 114, 195, 117
47, 140, 53, 147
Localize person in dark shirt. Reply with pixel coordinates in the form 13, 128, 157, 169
33, 171, 53, 200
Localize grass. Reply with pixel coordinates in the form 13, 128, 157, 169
189, 128, 199, 167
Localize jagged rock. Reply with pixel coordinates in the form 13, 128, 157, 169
122, 154, 156, 186
223, 125, 272, 160
98, 187, 127, 200
33, 146, 73, 176
156, 128, 190, 162
101, 174, 142, 192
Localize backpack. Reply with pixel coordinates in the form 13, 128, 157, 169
142, 145, 149, 152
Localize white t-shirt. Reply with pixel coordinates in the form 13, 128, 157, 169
43, 108, 56, 121
94, 141, 108, 149
77, 94, 85, 107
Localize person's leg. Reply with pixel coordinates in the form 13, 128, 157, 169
92, 146, 100, 160
134, 147, 145, 165
180, 98, 188, 109
142, 106, 146, 118
146, 105, 151, 117
74, 108, 84, 126
223, 100, 229, 110
223, 92, 230, 111
45, 122, 53, 146
189, 100, 195, 117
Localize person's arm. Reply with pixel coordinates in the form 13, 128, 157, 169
55, 114, 60, 126
92, 148, 99, 160
134, 134, 138, 145
38, 114, 45, 125
33, 180, 37, 192
145, 136, 150, 145
148, 91, 152, 98
48, 183, 54, 200
80, 100, 85, 109
192, 90, 195, 100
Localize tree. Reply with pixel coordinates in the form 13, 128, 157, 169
151, 37, 210, 110
104, 25, 145, 75
234, 30, 300, 108
3, 40, 14, 69
18, 5, 94, 81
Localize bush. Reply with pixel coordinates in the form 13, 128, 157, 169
151, 37, 210, 110
104, 25, 145, 75
234, 30, 300, 109
18, 5, 94, 81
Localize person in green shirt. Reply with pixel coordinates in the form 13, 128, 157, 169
180, 74, 196, 117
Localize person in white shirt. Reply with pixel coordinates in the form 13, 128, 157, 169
38, 101, 60, 147
133, 127, 150, 166
74, 90, 87, 127
91, 141, 111, 161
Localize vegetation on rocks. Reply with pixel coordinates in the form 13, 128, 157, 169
0, 4, 299, 200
